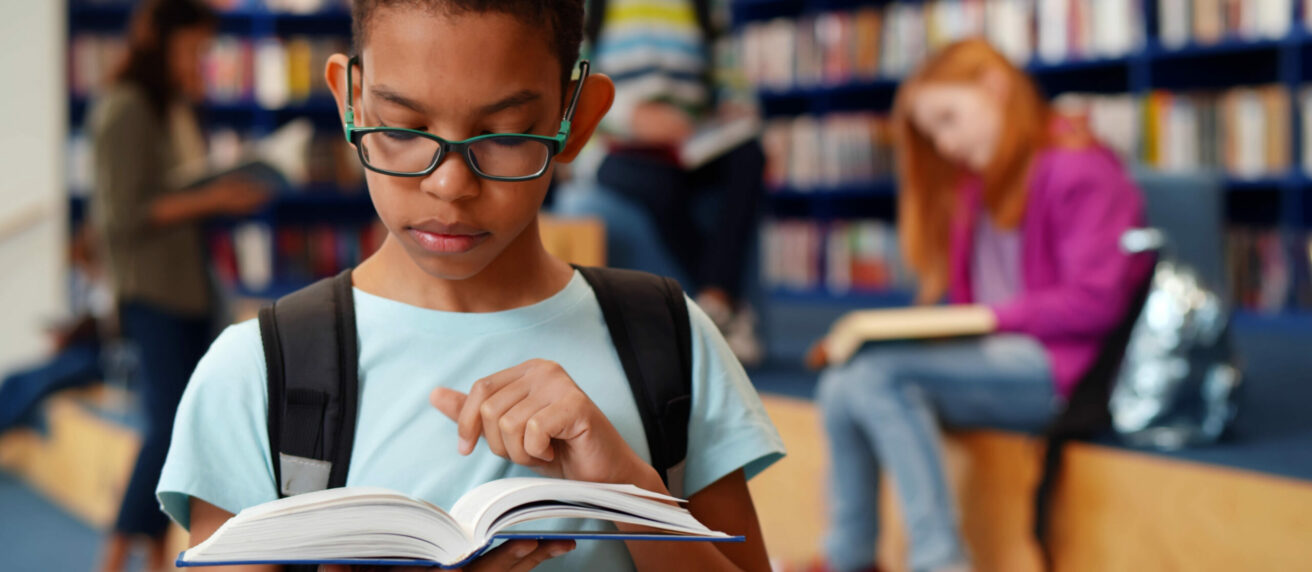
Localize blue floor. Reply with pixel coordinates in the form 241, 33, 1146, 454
0, 471, 102, 571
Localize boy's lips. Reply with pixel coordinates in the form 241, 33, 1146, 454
406, 220, 490, 254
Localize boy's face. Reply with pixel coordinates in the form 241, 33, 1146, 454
348, 8, 574, 280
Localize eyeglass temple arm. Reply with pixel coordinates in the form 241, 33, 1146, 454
562, 60, 590, 124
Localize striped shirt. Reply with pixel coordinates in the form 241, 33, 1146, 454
591, 0, 711, 136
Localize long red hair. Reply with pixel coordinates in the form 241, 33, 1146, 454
893, 39, 1054, 304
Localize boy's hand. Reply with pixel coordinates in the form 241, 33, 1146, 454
430, 360, 659, 487
318, 539, 574, 572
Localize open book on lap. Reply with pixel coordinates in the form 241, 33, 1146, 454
808, 305, 998, 368
176, 477, 740, 569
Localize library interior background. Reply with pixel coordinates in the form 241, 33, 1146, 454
2, 0, 1311, 570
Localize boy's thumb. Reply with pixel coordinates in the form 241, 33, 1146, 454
429, 387, 467, 421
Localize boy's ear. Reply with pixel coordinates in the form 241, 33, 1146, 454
555, 73, 615, 163
324, 53, 359, 139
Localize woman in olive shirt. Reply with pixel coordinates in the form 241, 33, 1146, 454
89, 1, 267, 569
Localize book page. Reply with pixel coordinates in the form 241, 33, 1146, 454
182, 487, 469, 565
448, 478, 713, 545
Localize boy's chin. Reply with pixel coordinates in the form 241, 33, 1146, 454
402, 244, 499, 282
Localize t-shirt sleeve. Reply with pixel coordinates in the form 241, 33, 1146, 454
681, 297, 786, 498
156, 319, 278, 530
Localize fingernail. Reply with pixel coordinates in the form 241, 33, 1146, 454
549, 545, 571, 557
513, 543, 535, 558
458, 437, 472, 455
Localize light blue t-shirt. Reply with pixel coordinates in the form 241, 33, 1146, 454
157, 271, 785, 571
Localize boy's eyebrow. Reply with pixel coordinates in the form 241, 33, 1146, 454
368, 87, 542, 116
371, 85, 429, 114
479, 90, 542, 115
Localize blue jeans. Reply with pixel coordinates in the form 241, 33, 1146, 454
0, 341, 102, 432
817, 335, 1059, 572
113, 301, 212, 537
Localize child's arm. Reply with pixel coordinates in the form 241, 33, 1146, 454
187, 498, 279, 572
431, 360, 772, 571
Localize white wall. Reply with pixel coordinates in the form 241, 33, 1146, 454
0, 1, 66, 372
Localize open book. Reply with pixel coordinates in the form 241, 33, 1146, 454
808, 306, 998, 369
679, 117, 761, 169
177, 477, 739, 569
168, 118, 314, 193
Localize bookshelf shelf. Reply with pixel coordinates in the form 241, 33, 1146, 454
737, 0, 1312, 316
1147, 37, 1286, 59
69, 1, 364, 300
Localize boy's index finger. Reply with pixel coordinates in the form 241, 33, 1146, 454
428, 387, 466, 421
456, 363, 535, 455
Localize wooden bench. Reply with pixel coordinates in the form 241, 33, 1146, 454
750, 395, 1312, 571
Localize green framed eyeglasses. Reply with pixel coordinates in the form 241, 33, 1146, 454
343, 57, 590, 181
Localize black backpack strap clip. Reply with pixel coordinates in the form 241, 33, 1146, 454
258, 269, 360, 498
576, 266, 694, 498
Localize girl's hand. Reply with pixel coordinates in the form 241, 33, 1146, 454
318, 539, 574, 572
430, 360, 660, 487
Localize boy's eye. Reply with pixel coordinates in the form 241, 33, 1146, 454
488, 136, 531, 148
382, 130, 421, 142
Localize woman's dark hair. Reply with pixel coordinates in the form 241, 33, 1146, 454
113, 0, 217, 119
350, 0, 584, 88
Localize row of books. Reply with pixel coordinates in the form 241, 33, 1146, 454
1141, 86, 1291, 178
737, 0, 1141, 91
67, 124, 363, 197
761, 113, 895, 191
206, 34, 350, 107
1157, 0, 1293, 48
70, 32, 349, 109
210, 221, 386, 293
1227, 227, 1312, 313
761, 219, 912, 294
1058, 86, 1306, 179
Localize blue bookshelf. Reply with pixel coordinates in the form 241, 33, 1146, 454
68, 0, 369, 300
734, 0, 1312, 316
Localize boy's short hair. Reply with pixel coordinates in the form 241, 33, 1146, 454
350, 0, 585, 87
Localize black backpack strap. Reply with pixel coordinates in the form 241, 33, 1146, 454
575, 266, 693, 497
1033, 268, 1154, 570
258, 269, 360, 499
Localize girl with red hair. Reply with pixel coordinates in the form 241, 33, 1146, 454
817, 39, 1153, 572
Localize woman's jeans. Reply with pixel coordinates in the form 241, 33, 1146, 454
818, 335, 1059, 572
113, 301, 212, 537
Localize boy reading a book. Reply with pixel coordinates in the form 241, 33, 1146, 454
155, 1, 784, 571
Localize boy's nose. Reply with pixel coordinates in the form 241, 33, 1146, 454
419, 154, 482, 202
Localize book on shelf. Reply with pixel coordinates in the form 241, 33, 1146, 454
762, 219, 910, 295
176, 477, 738, 568
1158, 0, 1292, 49
210, 221, 384, 296
761, 113, 894, 191
1226, 226, 1310, 314
70, 30, 350, 109
736, 0, 1140, 92
1139, 85, 1290, 178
